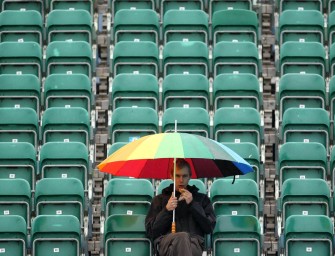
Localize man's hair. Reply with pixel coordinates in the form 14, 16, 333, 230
170, 158, 192, 176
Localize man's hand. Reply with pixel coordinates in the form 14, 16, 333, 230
178, 189, 193, 204
166, 193, 178, 211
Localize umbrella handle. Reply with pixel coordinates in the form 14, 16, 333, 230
171, 221, 176, 233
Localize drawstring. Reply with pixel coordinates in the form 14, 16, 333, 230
232, 175, 236, 184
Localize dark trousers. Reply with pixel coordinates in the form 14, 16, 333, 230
157, 232, 203, 256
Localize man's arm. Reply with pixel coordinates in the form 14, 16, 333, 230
145, 195, 173, 239
189, 194, 216, 234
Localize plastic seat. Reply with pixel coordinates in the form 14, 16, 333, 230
283, 215, 334, 256
163, 41, 209, 77
210, 179, 260, 218
35, 178, 86, 230
277, 179, 330, 232
0, 215, 27, 256
41, 107, 91, 147
111, 41, 159, 76
111, 74, 159, 110
277, 142, 327, 193
0, 142, 37, 191
0, 179, 31, 227
104, 214, 152, 256
43, 74, 93, 112
156, 178, 207, 194
0, 74, 41, 116
213, 41, 261, 77
212, 215, 262, 256
46, 0, 94, 16
111, 0, 155, 23
31, 215, 82, 256
113, 9, 159, 44
160, 0, 204, 17
212, 10, 259, 45
103, 178, 154, 217
162, 107, 210, 137
46, 41, 93, 78
279, 42, 326, 77
328, 11, 335, 46
39, 142, 91, 192
0, 108, 39, 148
214, 107, 263, 149
162, 74, 210, 110
213, 74, 262, 111
328, 43, 335, 77
210, 0, 252, 22
327, 146, 335, 190
277, 74, 326, 122
0, 42, 42, 79
0, 10, 43, 45
46, 10, 93, 44
276, 0, 324, 13
163, 10, 209, 44
0, 0, 44, 17
280, 108, 330, 152
222, 142, 262, 186
110, 107, 158, 143
278, 10, 324, 46
107, 142, 127, 156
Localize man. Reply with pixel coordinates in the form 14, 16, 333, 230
145, 158, 216, 256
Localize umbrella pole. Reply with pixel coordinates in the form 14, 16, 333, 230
172, 157, 176, 233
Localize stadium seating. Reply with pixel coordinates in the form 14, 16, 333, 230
0, 74, 41, 116
209, 0, 253, 21
111, 0, 155, 23
111, 74, 159, 110
162, 74, 210, 110
110, 107, 159, 143
46, 0, 94, 16
160, 0, 204, 17
162, 107, 211, 137
113, 9, 159, 44
276, 0, 324, 13
0, 0, 44, 17
213, 73, 262, 111
0, 10, 43, 45
328, 10, 335, 46
162, 10, 209, 44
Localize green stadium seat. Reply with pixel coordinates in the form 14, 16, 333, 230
0, 142, 37, 191
103, 178, 154, 217
213, 41, 261, 77
0, 10, 43, 45
278, 10, 324, 46
162, 107, 210, 137
43, 74, 93, 112
213, 74, 262, 111
39, 142, 91, 192
276, 0, 324, 12
0, 215, 27, 256
210, 179, 260, 218
212, 215, 262, 256
0, 179, 31, 227
214, 107, 263, 149
162, 41, 209, 77
35, 178, 87, 230
328, 11, 335, 45
111, 74, 159, 110
110, 107, 158, 143
113, 9, 159, 44
160, 0, 204, 17
156, 178, 206, 194
210, 0, 252, 21
163, 10, 209, 44
0, 74, 41, 116
31, 215, 82, 256
222, 142, 263, 186
280, 108, 330, 152
0, 42, 42, 79
328, 43, 335, 76
46, 41, 93, 78
277, 178, 330, 233
0, 0, 44, 16
162, 74, 210, 110
47, 0, 94, 16
0, 108, 39, 148
212, 9, 259, 45
327, 146, 335, 190
277, 74, 326, 122
107, 142, 127, 156
111, 0, 155, 23
46, 10, 93, 44
41, 107, 91, 147
283, 215, 333, 255
279, 42, 326, 77
111, 41, 159, 76
104, 214, 152, 256
276, 142, 327, 193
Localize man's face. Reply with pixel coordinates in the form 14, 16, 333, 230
171, 166, 191, 192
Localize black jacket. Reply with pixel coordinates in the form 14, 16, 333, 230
145, 183, 216, 241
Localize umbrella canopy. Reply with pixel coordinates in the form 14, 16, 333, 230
98, 132, 253, 178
